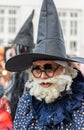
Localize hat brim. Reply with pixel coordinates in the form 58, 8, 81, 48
5, 53, 84, 72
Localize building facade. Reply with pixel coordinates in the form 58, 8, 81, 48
0, 0, 84, 57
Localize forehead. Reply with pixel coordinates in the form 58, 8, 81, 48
33, 60, 59, 66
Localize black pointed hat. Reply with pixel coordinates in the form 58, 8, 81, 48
5, 0, 84, 72
34, 0, 66, 58
14, 10, 35, 49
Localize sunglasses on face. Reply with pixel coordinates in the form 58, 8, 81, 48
31, 63, 60, 78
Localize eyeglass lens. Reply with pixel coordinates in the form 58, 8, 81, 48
32, 63, 59, 78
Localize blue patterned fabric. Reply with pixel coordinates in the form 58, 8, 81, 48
14, 72, 84, 130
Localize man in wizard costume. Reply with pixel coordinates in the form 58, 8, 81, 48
5, 0, 84, 129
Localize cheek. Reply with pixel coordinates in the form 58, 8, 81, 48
54, 67, 63, 76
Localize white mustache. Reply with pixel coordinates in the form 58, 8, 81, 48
25, 74, 73, 103
35, 75, 71, 83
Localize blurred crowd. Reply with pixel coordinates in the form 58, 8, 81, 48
0, 43, 29, 129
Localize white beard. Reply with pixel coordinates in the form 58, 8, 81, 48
25, 67, 77, 103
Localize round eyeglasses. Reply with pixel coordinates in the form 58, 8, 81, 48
31, 63, 60, 78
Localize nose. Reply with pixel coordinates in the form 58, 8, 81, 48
40, 71, 48, 79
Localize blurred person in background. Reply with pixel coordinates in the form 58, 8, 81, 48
0, 53, 14, 102
5, 10, 35, 120
5, 43, 16, 62
0, 69, 11, 90
5, 0, 84, 129
0, 84, 13, 130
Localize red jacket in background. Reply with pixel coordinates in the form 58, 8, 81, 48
0, 96, 13, 130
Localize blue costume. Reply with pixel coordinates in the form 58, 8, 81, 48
14, 71, 84, 130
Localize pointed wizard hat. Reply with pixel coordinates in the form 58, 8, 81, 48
14, 9, 35, 50
5, 0, 84, 72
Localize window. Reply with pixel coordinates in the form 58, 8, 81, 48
0, 39, 4, 45
0, 9, 4, 14
70, 41, 77, 51
8, 8, 18, 34
70, 12, 78, 36
61, 20, 66, 35
0, 7, 19, 47
58, 12, 66, 17
0, 18, 4, 32
70, 12, 78, 17
9, 9, 16, 14
8, 17, 16, 33
58, 11, 67, 35
70, 20, 77, 35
